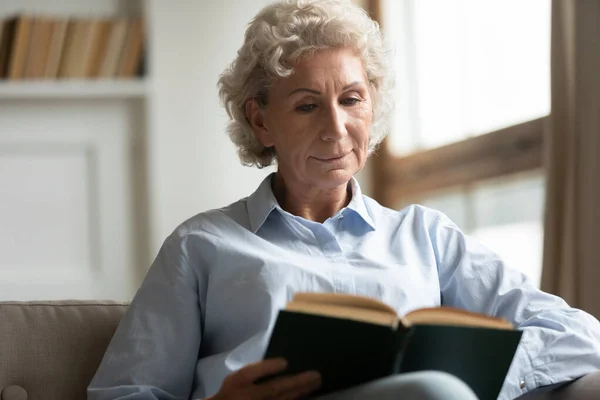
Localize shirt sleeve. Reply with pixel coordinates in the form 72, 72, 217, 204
430, 211, 600, 400
88, 233, 203, 400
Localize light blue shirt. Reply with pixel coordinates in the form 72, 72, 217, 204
88, 173, 600, 400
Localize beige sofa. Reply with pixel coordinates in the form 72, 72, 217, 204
1, 301, 599, 400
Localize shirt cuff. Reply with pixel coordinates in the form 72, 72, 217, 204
498, 331, 538, 400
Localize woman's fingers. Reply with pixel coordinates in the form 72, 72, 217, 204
221, 359, 321, 400
231, 358, 289, 385
254, 370, 322, 400
275, 373, 323, 400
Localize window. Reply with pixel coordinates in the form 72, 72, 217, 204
382, 0, 551, 156
374, 0, 551, 285
419, 172, 545, 286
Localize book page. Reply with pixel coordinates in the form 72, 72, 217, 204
291, 292, 399, 315
403, 307, 514, 330
286, 301, 399, 327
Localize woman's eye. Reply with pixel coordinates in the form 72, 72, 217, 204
296, 104, 317, 113
341, 98, 361, 106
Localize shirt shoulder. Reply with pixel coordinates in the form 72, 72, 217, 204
152, 198, 252, 276
361, 196, 458, 234
168, 197, 252, 242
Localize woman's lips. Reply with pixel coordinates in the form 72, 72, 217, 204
313, 152, 350, 162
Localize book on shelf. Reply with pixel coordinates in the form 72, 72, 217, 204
118, 18, 144, 78
43, 19, 68, 79
58, 18, 90, 78
262, 292, 522, 400
98, 19, 129, 78
0, 14, 145, 81
0, 17, 16, 77
85, 19, 112, 78
7, 15, 33, 80
24, 17, 53, 78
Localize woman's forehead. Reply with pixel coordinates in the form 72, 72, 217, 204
275, 49, 368, 93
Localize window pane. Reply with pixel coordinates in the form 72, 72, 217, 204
472, 222, 544, 287
413, 172, 545, 287
412, 188, 469, 229
382, 0, 551, 156
470, 172, 545, 287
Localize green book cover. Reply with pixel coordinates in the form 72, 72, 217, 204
263, 310, 522, 400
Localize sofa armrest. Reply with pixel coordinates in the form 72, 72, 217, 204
518, 371, 600, 400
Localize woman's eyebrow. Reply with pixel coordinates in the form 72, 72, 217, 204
288, 88, 321, 97
287, 81, 364, 97
342, 81, 363, 90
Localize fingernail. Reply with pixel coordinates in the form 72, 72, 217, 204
277, 358, 288, 368
310, 373, 322, 388
305, 371, 321, 382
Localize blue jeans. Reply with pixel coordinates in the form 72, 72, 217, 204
314, 371, 479, 400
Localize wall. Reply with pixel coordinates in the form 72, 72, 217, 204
147, 0, 276, 253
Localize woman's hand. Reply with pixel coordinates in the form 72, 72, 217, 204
208, 358, 322, 400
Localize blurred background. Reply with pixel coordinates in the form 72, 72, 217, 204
0, 0, 597, 317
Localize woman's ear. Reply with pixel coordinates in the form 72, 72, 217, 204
245, 98, 275, 148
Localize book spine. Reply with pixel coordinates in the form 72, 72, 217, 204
24, 17, 54, 79
85, 19, 111, 78
117, 18, 144, 78
392, 324, 414, 373
98, 19, 128, 78
70, 19, 94, 78
0, 18, 17, 78
8, 16, 33, 80
57, 19, 77, 78
43, 18, 69, 79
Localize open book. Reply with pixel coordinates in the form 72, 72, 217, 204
262, 292, 522, 400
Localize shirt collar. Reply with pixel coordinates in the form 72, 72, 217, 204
246, 173, 376, 233
246, 173, 278, 233
345, 177, 376, 231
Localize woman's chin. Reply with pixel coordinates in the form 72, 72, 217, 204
309, 168, 356, 189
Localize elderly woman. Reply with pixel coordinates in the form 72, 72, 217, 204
88, 1, 600, 399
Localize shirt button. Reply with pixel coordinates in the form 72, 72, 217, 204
333, 279, 344, 292
519, 379, 526, 389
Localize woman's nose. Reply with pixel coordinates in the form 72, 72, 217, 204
320, 105, 347, 142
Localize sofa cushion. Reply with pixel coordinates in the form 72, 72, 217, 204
0, 301, 128, 400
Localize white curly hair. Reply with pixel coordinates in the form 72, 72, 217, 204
218, 0, 394, 168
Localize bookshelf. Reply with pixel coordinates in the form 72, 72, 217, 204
0, 79, 147, 99
0, 0, 150, 301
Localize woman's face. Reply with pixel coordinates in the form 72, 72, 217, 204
250, 47, 373, 190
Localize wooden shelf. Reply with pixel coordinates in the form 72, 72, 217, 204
0, 79, 148, 99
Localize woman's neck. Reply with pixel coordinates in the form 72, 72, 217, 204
272, 173, 351, 223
